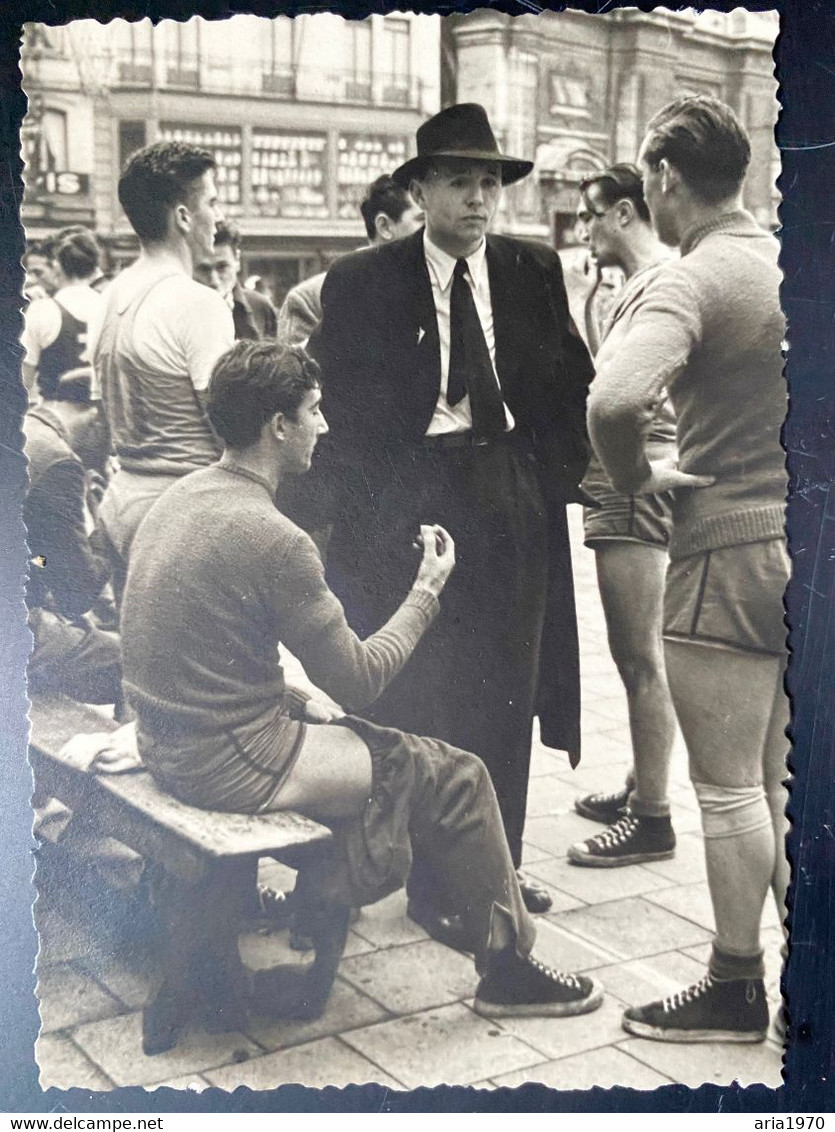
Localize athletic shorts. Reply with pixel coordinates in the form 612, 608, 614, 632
582, 454, 673, 549
663, 538, 789, 657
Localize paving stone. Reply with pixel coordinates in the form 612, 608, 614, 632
524, 812, 605, 858
528, 856, 672, 906
666, 806, 704, 835
244, 976, 390, 1050
491, 989, 628, 1061
34, 901, 92, 965
339, 939, 475, 1015
525, 774, 585, 817
351, 889, 428, 949
529, 745, 567, 778
36, 961, 123, 1033
238, 926, 313, 972
592, 951, 708, 1009
521, 840, 554, 866
204, 1036, 404, 1090
559, 897, 712, 961
491, 1044, 674, 1091
646, 882, 782, 934
72, 1010, 261, 1087
668, 782, 701, 812
342, 1002, 544, 1089
641, 832, 708, 886
573, 731, 632, 762
533, 917, 620, 972
553, 762, 630, 794
342, 929, 378, 958
78, 953, 155, 1011
37, 1032, 115, 1092
617, 1035, 783, 1089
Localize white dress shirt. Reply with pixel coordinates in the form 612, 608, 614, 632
423, 233, 514, 436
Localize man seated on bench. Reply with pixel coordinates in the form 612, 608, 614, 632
118, 338, 604, 1022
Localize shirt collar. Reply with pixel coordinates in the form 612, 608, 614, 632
423, 231, 488, 293
679, 209, 757, 256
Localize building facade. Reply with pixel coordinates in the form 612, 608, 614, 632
20, 10, 778, 300
446, 8, 779, 247
20, 14, 441, 304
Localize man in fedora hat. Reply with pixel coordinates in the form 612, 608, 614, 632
310, 104, 594, 944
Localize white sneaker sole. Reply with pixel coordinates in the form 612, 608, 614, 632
567, 846, 675, 868
473, 978, 605, 1019
622, 1017, 768, 1043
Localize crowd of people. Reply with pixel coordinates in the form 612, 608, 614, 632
23, 95, 789, 1048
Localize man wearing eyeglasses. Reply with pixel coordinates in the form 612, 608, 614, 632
567, 164, 680, 869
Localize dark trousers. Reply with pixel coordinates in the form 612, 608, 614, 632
28, 607, 123, 707
328, 434, 548, 871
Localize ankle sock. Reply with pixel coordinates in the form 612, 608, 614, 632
709, 942, 765, 982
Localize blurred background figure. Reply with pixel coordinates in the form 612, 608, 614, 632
194, 219, 277, 340
277, 174, 424, 347
24, 369, 122, 711
22, 227, 103, 403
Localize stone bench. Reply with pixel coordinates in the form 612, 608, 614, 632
28, 693, 348, 1056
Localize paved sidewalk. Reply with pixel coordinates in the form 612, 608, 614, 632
34, 509, 785, 1094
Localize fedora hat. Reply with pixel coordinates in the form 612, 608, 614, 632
392, 103, 534, 188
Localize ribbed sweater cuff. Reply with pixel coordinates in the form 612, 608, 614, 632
670, 505, 786, 560
404, 586, 441, 622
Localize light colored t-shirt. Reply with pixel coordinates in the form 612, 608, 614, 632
22, 283, 103, 367
88, 258, 233, 400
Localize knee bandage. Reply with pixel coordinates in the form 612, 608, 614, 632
691, 780, 772, 840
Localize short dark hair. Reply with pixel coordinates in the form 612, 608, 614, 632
579, 163, 650, 223
359, 175, 414, 240
642, 95, 751, 205
52, 228, 101, 280
206, 340, 321, 449
214, 219, 241, 253
118, 141, 216, 243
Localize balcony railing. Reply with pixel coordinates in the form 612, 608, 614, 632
110, 53, 421, 109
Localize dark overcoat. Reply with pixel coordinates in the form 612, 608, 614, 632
309, 228, 594, 765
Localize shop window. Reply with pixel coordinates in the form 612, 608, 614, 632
119, 120, 146, 171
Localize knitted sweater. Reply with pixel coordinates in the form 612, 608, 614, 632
588, 211, 786, 559
121, 462, 439, 744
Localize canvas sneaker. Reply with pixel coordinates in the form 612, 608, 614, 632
622, 974, 769, 1043
574, 784, 630, 824
474, 948, 604, 1019
568, 812, 675, 867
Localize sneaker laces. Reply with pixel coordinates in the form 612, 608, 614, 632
587, 787, 628, 806
527, 954, 582, 990
587, 813, 639, 850
661, 973, 715, 1013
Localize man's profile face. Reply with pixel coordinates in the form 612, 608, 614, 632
413, 159, 501, 257
25, 253, 57, 296
185, 170, 223, 261
193, 242, 238, 298
576, 183, 621, 269
281, 386, 329, 476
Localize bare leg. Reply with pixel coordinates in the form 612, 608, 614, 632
664, 639, 782, 956
762, 665, 790, 935
595, 542, 676, 814
268, 723, 373, 823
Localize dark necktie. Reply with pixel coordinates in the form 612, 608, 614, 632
447, 257, 506, 438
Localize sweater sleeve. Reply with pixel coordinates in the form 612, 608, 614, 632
587, 267, 701, 494
276, 530, 439, 711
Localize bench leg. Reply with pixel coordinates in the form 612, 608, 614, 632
143, 861, 252, 1056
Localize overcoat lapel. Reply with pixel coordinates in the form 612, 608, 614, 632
399, 230, 442, 405
486, 237, 520, 393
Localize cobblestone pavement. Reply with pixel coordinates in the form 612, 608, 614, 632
34, 509, 785, 1095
